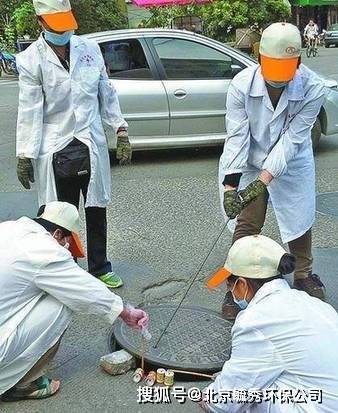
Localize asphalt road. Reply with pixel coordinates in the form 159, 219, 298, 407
1, 46, 338, 412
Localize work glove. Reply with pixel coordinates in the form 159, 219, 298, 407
238, 179, 266, 208
119, 305, 149, 331
17, 157, 34, 189
223, 189, 242, 219
116, 130, 132, 166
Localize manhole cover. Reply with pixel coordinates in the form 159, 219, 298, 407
316, 192, 338, 217
111, 305, 233, 373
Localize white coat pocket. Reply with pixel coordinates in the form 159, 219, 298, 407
79, 66, 100, 92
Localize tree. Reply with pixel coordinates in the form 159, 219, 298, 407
0, 0, 23, 31
0, 0, 128, 51
13, 1, 40, 38
0, 0, 24, 51
143, 0, 291, 42
71, 0, 128, 34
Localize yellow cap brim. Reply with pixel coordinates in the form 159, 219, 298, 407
42, 10, 78, 32
69, 232, 85, 258
261, 54, 299, 82
206, 267, 231, 289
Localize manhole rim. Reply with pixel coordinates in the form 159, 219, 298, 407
109, 304, 233, 373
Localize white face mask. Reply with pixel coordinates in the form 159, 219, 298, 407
266, 80, 289, 89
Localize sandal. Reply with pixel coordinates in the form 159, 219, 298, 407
1, 376, 60, 402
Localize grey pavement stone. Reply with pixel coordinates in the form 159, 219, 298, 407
1, 50, 338, 412
0, 191, 38, 222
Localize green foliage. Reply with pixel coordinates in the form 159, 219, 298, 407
0, 0, 128, 51
71, 0, 128, 34
12, 1, 40, 38
143, 0, 291, 42
0, 24, 16, 52
0, 0, 23, 28
0, 0, 23, 51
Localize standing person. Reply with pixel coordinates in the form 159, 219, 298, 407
16, 0, 132, 288
201, 235, 338, 413
304, 19, 319, 49
0, 202, 148, 402
219, 22, 326, 319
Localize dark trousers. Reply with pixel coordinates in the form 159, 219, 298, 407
54, 173, 112, 277
233, 189, 312, 280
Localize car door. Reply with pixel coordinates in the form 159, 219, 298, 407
98, 37, 169, 147
147, 36, 245, 138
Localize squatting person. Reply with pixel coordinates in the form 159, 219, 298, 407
0, 202, 148, 401
201, 235, 338, 412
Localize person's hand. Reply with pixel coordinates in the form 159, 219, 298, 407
223, 188, 242, 219
238, 179, 266, 208
119, 305, 149, 331
17, 157, 34, 189
198, 388, 212, 412
116, 129, 132, 165
198, 400, 211, 412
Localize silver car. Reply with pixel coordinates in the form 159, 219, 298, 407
84, 29, 338, 150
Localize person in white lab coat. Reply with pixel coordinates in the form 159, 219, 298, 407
0, 202, 148, 402
16, 0, 131, 289
219, 23, 326, 320
201, 235, 338, 413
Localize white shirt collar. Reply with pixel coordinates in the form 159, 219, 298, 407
249, 65, 304, 101
248, 278, 290, 308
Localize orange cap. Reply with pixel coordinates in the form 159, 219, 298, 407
41, 10, 78, 32
206, 267, 231, 289
33, 0, 78, 31
69, 232, 85, 258
260, 55, 299, 82
259, 23, 301, 82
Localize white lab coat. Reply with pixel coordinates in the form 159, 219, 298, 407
0, 217, 123, 394
16, 34, 127, 208
206, 279, 338, 413
219, 65, 325, 243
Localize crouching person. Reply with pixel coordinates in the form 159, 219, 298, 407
0, 202, 148, 402
201, 235, 338, 412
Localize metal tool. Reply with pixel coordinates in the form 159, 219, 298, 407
153, 219, 229, 348
171, 369, 214, 379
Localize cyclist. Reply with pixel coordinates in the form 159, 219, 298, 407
304, 19, 319, 50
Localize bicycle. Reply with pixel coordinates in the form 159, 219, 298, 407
0, 50, 18, 77
306, 36, 318, 58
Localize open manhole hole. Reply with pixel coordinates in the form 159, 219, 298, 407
316, 192, 338, 217
110, 305, 233, 373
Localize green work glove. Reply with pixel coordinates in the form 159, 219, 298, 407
223, 189, 242, 219
116, 130, 132, 166
17, 157, 34, 189
238, 179, 266, 208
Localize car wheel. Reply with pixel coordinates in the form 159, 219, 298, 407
311, 117, 321, 151
325, 43, 329, 48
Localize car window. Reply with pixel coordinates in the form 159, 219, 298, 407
152, 37, 244, 80
99, 39, 153, 80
